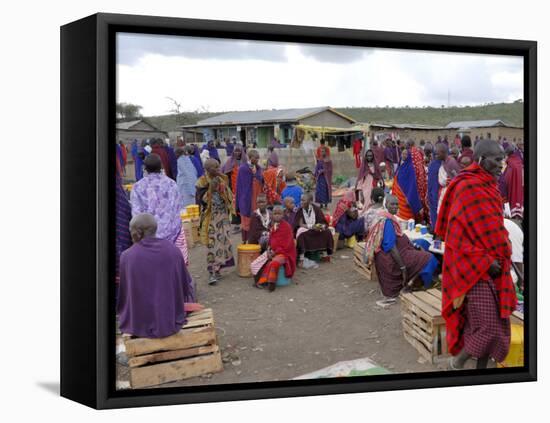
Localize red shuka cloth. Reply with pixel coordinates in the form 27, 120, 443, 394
353, 139, 362, 168
269, 220, 297, 277
152, 145, 173, 179
502, 153, 524, 219
410, 146, 427, 217
435, 163, 517, 355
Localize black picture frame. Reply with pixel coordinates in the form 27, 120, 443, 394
61, 12, 537, 409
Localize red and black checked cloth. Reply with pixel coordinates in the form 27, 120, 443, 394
435, 163, 517, 355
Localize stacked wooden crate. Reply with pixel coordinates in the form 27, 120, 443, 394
400, 289, 448, 363
353, 242, 378, 282
123, 308, 223, 389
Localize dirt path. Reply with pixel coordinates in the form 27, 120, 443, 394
117, 216, 449, 388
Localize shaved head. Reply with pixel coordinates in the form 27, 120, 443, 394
473, 139, 504, 161
144, 153, 162, 173
129, 213, 157, 243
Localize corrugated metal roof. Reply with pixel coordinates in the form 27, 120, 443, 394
369, 122, 446, 130
116, 119, 164, 132
116, 120, 143, 130
445, 119, 506, 129
189, 106, 355, 126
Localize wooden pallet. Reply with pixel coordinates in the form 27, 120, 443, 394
353, 242, 378, 282
400, 289, 448, 363
124, 308, 223, 388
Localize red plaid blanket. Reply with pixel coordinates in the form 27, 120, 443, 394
435, 163, 517, 355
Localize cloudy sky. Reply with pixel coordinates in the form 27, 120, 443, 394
117, 33, 523, 116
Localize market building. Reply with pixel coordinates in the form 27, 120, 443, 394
181, 106, 357, 148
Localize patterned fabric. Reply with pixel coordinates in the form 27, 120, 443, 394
174, 229, 189, 266
206, 200, 235, 273
427, 160, 443, 228
435, 163, 516, 355
463, 280, 511, 361
363, 209, 403, 265
257, 255, 286, 285
331, 190, 355, 227
130, 172, 182, 243
410, 146, 427, 218
263, 166, 286, 205
196, 173, 234, 245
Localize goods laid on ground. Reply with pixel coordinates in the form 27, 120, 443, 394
400, 288, 448, 363
122, 309, 223, 389
353, 241, 378, 282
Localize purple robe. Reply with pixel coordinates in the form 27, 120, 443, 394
236, 163, 263, 218
191, 145, 204, 177
165, 145, 178, 180
221, 147, 248, 174
384, 146, 398, 164
130, 173, 182, 242
267, 150, 279, 167
117, 237, 193, 338
202, 144, 220, 162
116, 174, 132, 278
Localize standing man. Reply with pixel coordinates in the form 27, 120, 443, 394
499, 144, 524, 222
236, 149, 264, 242
458, 135, 474, 169
436, 140, 517, 369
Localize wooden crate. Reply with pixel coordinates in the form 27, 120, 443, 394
124, 308, 223, 388
353, 242, 378, 282
400, 289, 448, 363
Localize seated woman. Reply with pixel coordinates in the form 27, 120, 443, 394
282, 196, 299, 227
364, 195, 439, 306
247, 194, 272, 251
255, 204, 297, 291
335, 206, 365, 242
294, 192, 334, 265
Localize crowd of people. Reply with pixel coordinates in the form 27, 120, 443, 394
115, 132, 524, 371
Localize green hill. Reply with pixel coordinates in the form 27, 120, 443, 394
145, 102, 523, 132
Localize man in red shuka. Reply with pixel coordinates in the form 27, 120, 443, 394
436, 140, 517, 370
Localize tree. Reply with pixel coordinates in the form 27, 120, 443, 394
166, 97, 182, 114
116, 102, 142, 121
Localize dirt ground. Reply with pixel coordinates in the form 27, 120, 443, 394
117, 198, 453, 389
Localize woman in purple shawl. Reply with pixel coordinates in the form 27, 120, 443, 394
190, 144, 205, 177
356, 149, 383, 209
202, 140, 221, 163
165, 142, 178, 180
117, 213, 194, 338
314, 149, 333, 208
267, 146, 279, 168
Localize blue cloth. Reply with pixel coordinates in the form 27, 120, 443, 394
381, 219, 397, 252
314, 160, 330, 204
395, 154, 422, 215
190, 154, 204, 177
177, 156, 198, 208
131, 141, 144, 181
202, 144, 220, 162
418, 255, 439, 288
427, 159, 442, 228
166, 146, 178, 180
226, 142, 235, 157
281, 184, 303, 207
412, 238, 431, 251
